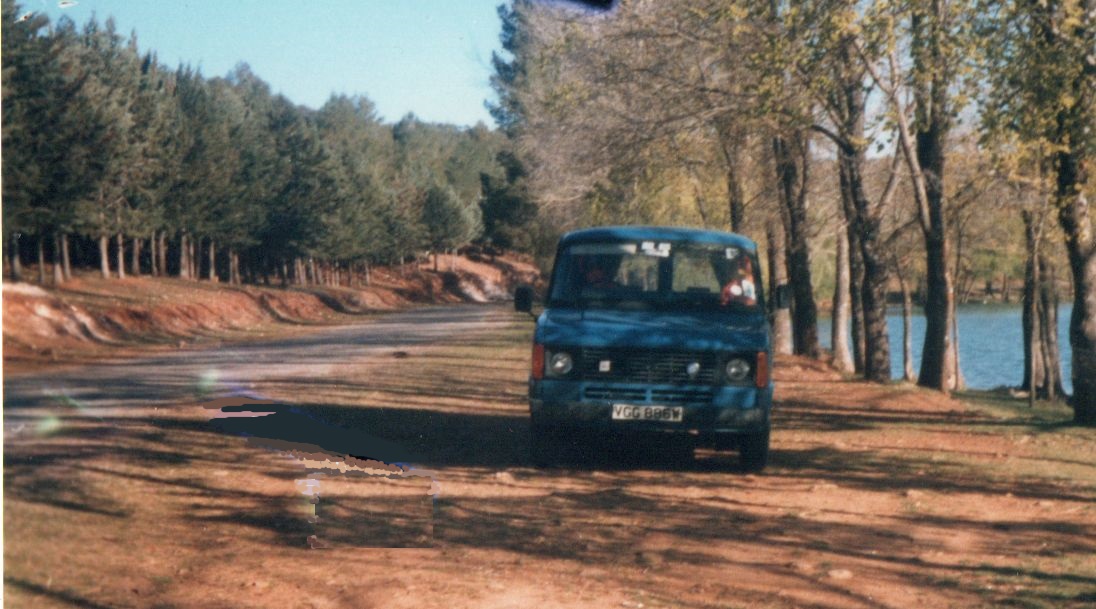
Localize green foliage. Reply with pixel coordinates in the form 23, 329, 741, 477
1, 1, 524, 282
421, 185, 481, 253
980, 0, 1096, 165
2, 4, 108, 239
479, 151, 537, 249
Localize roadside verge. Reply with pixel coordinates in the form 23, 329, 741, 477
2, 253, 541, 372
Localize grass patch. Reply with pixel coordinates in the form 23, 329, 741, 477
956, 389, 1077, 427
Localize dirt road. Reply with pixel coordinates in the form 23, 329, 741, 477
4, 304, 1095, 608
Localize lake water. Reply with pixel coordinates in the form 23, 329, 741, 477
816, 304, 1074, 393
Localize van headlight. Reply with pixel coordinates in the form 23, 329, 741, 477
547, 351, 574, 377
724, 358, 751, 383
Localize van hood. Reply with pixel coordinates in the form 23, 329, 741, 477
536, 308, 770, 352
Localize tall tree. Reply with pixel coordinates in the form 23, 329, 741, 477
479, 151, 538, 250
3, 5, 106, 281
421, 185, 480, 269
861, 0, 979, 390
983, 0, 1096, 424
771, 0, 898, 380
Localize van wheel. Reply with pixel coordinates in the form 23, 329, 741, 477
738, 430, 769, 473
530, 422, 556, 467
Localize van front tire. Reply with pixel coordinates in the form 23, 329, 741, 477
529, 422, 556, 467
738, 429, 770, 472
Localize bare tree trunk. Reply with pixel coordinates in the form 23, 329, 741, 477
1021, 210, 1058, 399
1023, 211, 1065, 400
191, 238, 199, 280
99, 235, 111, 279
9, 232, 24, 282
767, 220, 793, 356
948, 219, 965, 389
832, 225, 854, 373
773, 133, 821, 358
150, 233, 159, 276
1039, 260, 1064, 399
37, 237, 47, 284
7, 232, 23, 282
949, 284, 966, 391
310, 258, 318, 285
918, 223, 955, 390
896, 264, 916, 382
114, 234, 125, 279
230, 250, 241, 285
130, 237, 141, 277
840, 151, 891, 382
60, 233, 72, 281
910, 17, 957, 392
1024, 211, 1042, 407
859, 228, 893, 383
1056, 182, 1096, 424
179, 233, 190, 279
208, 239, 217, 282
848, 227, 867, 374
158, 232, 167, 277
52, 233, 65, 284
838, 143, 867, 374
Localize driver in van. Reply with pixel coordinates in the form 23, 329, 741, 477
721, 256, 757, 306
582, 256, 618, 289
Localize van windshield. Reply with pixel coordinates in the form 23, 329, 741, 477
548, 240, 763, 313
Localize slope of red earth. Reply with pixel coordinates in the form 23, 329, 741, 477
2, 253, 540, 373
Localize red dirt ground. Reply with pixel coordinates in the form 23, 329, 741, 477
2, 253, 540, 372
3, 257, 1094, 609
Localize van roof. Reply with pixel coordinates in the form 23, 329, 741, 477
559, 226, 757, 251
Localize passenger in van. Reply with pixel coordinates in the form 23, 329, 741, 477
582, 256, 619, 289
721, 256, 757, 306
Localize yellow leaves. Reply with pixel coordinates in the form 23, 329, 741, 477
834, 7, 864, 38
849, 135, 872, 152
1060, 93, 1077, 109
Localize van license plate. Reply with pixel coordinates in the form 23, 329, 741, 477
612, 404, 683, 422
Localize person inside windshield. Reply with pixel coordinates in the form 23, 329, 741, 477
582, 256, 618, 289
721, 256, 757, 306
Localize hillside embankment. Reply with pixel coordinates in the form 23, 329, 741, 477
2, 253, 540, 373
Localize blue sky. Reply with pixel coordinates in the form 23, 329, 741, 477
31, 0, 506, 126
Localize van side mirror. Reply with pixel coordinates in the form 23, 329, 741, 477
514, 285, 535, 313
775, 284, 791, 310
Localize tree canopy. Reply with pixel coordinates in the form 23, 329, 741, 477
2, 0, 533, 284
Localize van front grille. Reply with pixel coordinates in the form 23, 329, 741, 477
579, 348, 717, 385
583, 386, 647, 401
582, 385, 714, 404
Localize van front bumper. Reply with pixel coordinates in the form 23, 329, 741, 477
529, 379, 771, 434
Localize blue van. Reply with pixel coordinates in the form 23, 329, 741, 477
514, 226, 785, 471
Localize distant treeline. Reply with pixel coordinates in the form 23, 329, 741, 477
1, 0, 538, 285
